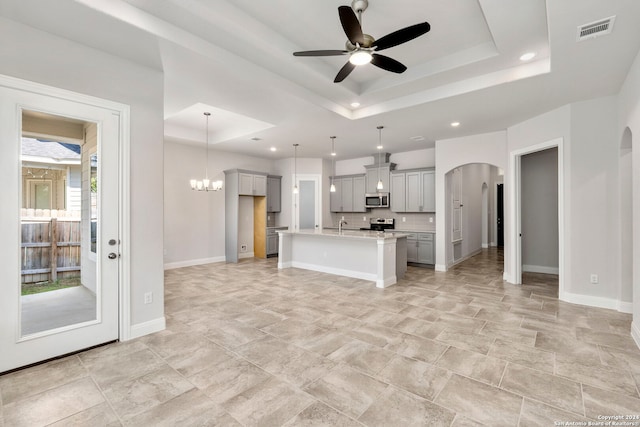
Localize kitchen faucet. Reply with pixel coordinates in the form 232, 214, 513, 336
338, 218, 348, 233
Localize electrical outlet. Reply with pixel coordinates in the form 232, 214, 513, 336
429, 217, 434, 223
341, 216, 345, 220
590, 274, 599, 284
240, 244, 247, 252
402, 217, 406, 222
144, 292, 153, 304
363, 216, 366, 221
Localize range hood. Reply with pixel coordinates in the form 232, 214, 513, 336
369, 152, 391, 165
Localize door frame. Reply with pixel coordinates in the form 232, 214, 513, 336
1, 74, 132, 343
508, 137, 564, 297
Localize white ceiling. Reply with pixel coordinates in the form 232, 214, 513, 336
2, 0, 639, 160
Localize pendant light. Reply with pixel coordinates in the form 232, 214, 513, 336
376, 126, 384, 191
292, 143, 299, 194
330, 136, 337, 192
190, 112, 223, 191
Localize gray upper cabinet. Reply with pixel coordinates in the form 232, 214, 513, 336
330, 174, 366, 213
365, 163, 394, 193
392, 168, 435, 212
267, 175, 281, 212
341, 177, 354, 212
239, 172, 267, 196
352, 175, 366, 212
390, 172, 406, 212
421, 170, 435, 212
330, 177, 343, 212
405, 171, 422, 211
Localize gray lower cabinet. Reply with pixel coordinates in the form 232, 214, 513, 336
267, 227, 287, 256
267, 234, 278, 256
406, 232, 434, 264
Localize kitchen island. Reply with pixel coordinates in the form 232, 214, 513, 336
277, 229, 408, 288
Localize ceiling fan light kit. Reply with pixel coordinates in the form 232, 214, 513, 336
293, 0, 430, 83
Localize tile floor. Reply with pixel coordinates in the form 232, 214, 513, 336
1, 248, 639, 426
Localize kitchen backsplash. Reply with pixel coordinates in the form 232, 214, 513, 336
329, 209, 435, 231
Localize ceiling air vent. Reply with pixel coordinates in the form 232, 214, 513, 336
577, 16, 615, 41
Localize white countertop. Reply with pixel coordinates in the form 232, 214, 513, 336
279, 228, 410, 240
322, 227, 435, 234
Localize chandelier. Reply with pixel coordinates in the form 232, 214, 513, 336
190, 112, 223, 191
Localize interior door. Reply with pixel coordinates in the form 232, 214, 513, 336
294, 175, 320, 231
497, 184, 504, 247
0, 84, 120, 373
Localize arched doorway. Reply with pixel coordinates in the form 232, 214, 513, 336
443, 163, 502, 269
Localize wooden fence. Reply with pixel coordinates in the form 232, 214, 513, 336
21, 211, 81, 284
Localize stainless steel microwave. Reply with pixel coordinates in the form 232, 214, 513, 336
365, 193, 390, 208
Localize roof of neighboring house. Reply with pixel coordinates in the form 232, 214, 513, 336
21, 138, 81, 163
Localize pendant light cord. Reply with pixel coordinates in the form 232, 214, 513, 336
377, 126, 384, 191
205, 112, 210, 181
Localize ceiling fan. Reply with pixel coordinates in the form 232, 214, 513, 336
293, 0, 430, 83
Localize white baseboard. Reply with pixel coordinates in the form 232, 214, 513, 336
164, 256, 225, 270
435, 264, 447, 272
239, 252, 255, 259
129, 317, 166, 339
631, 321, 640, 350
522, 264, 559, 275
449, 248, 482, 269
482, 243, 489, 249
560, 291, 633, 313
618, 301, 634, 314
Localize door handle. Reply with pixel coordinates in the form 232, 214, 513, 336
108, 253, 118, 259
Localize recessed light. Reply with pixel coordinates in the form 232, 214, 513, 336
409, 135, 425, 141
350, 102, 360, 108
270, 147, 276, 152
450, 122, 460, 127
519, 52, 536, 61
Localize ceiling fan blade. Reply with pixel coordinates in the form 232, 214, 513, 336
338, 6, 365, 45
371, 54, 407, 73
334, 61, 356, 83
372, 22, 431, 51
293, 50, 348, 57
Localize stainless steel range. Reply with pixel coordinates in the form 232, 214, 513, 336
360, 217, 395, 232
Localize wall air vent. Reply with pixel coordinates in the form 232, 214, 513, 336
577, 16, 615, 41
